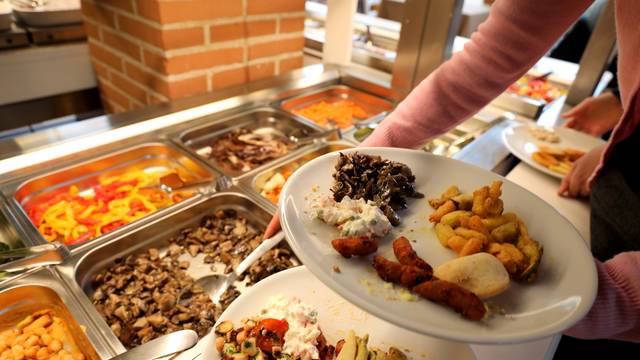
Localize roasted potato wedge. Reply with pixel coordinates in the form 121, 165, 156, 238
491, 222, 519, 243
435, 223, 456, 247
440, 210, 473, 227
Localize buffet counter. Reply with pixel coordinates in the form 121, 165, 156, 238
0, 62, 595, 360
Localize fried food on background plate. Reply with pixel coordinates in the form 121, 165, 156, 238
532, 145, 585, 175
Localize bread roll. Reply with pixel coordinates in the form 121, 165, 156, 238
434, 253, 509, 299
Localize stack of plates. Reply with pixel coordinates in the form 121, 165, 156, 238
11, 0, 82, 27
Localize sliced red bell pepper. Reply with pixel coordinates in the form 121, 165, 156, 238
66, 229, 96, 245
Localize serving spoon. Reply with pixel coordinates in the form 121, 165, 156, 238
196, 231, 285, 302
109, 330, 198, 360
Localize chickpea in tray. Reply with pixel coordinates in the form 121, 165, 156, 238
214, 295, 407, 360
0, 309, 88, 360
428, 181, 543, 282
90, 209, 297, 350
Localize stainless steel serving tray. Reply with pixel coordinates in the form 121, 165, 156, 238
242, 141, 354, 210
279, 85, 393, 131
0, 267, 116, 359
176, 107, 323, 179
59, 191, 299, 354
8, 142, 220, 254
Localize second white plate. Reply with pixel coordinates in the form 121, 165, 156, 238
214, 267, 476, 360
502, 123, 605, 179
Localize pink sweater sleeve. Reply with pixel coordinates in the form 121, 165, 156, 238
361, 0, 593, 148
565, 252, 640, 342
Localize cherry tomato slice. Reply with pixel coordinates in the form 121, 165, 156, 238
253, 318, 289, 353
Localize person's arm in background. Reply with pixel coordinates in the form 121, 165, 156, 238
265, 0, 596, 239
361, 0, 594, 148
562, 90, 623, 136
566, 252, 640, 342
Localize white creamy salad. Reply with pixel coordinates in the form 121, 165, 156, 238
307, 193, 392, 238
261, 295, 322, 360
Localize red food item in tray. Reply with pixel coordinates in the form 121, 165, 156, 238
25, 171, 190, 245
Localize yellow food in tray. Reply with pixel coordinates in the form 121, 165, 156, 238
531, 145, 585, 175
26, 170, 192, 245
428, 181, 543, 283
0, 309, 87, 360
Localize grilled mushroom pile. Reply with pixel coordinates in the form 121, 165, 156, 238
91, 209, 298, 349
169, 209, 264, 274
209, 128, 294, 172
92, 248, 218, 349
332, 152, 424, 225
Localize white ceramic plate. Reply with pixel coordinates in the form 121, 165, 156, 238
502, 123, 605, 179
211, 267, 476, 360
279, 147, 597, 344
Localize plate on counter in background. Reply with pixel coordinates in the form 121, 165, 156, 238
181, 266, 475, 360
502, 123, 605, 179
278, 147, 596, 344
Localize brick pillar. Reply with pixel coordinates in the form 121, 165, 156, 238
81, 0, 306, 113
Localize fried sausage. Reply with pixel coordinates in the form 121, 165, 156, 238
412, 280, 486, 321
392, 236, 433, 273
331, 236, 378, 258
372, 256, 432, 288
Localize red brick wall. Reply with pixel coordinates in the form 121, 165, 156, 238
81, 0, 306, 113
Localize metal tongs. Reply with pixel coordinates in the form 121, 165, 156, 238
0, 242, 68, 273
